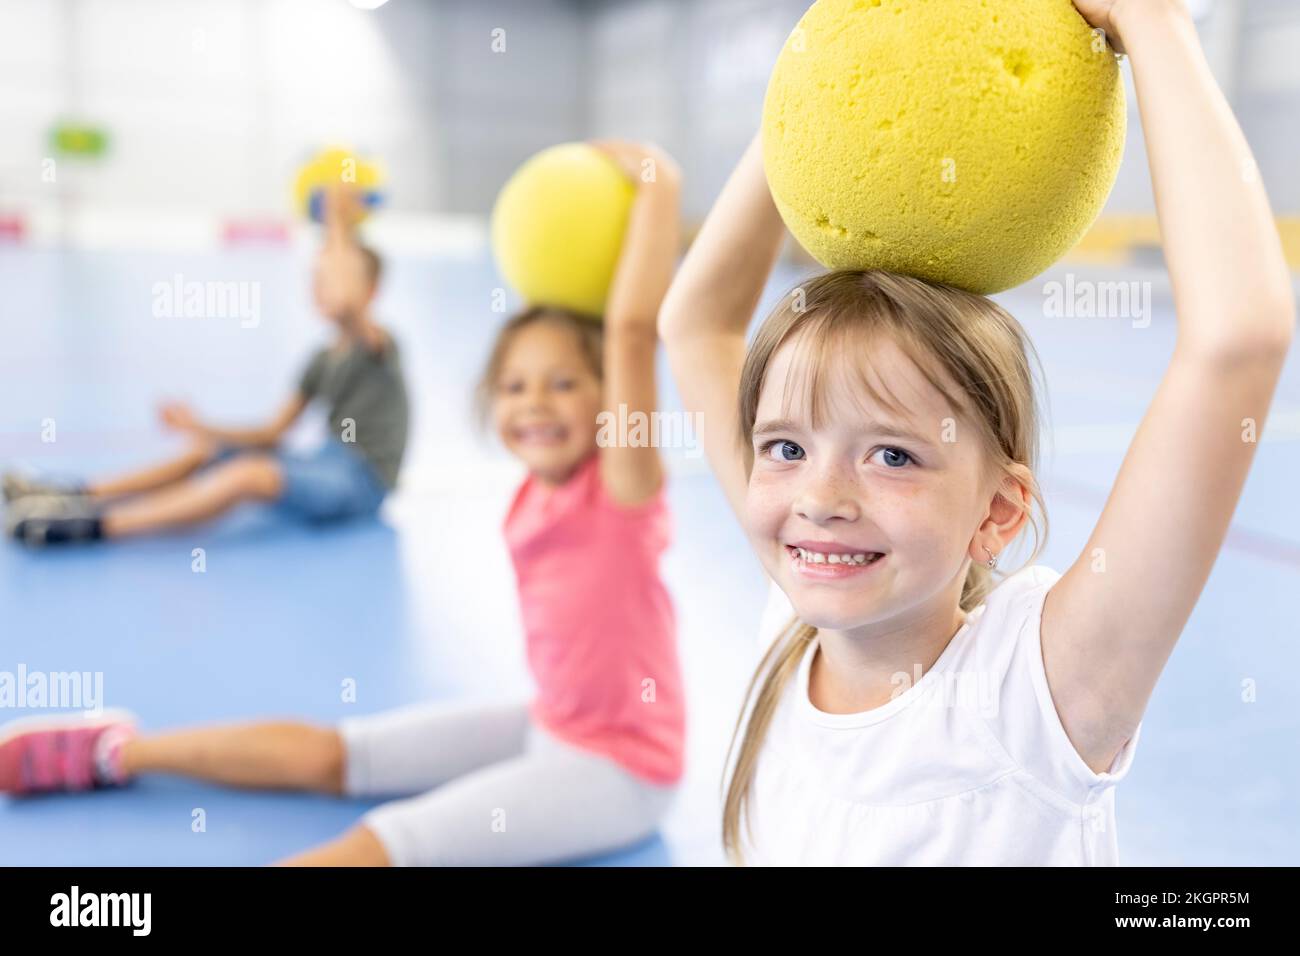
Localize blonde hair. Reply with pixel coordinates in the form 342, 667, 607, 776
474, 306, 604, 427
722, 269, 1050, 863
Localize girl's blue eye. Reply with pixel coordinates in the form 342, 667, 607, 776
878, 447, 913, 468
764, 440, 805, 462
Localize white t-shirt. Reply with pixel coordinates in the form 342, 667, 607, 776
740, 564, 1142, 866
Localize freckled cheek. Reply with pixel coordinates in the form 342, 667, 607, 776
885, 493, 959, 559
743, 473, 792, 540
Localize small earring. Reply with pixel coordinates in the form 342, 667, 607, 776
982, 546, 997, 569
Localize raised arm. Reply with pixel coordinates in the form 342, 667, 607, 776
322, 182, 363, 251
657, 135, 787, 522
591, 141, 682, 506
1040, 0, 1297, 773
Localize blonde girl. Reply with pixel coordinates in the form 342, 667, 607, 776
659, 0, 1294, 865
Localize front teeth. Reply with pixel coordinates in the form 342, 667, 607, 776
792, 548, 878, 565
520, 425, 562, 440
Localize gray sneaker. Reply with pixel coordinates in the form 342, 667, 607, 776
2, 471, 86, 503
5, 494, 102, 546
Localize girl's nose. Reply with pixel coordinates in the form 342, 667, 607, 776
793, 465, 861, 525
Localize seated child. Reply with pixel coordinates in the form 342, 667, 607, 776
4, 187, 408, 545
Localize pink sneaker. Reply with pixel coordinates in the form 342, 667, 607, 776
0, 711, 137, 795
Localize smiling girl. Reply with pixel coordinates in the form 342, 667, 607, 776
659, 0, 1295, 865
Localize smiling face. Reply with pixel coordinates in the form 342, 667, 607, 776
744, 326, 1004, 634
492, 316, 603, 485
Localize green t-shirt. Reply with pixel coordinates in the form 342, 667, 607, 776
298, 334, 409, 488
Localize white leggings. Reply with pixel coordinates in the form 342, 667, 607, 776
338, 699, 678, 867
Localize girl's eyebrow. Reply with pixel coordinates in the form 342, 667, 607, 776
752, 417, 938, 448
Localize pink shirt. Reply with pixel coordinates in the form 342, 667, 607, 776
503, 454, 685, 785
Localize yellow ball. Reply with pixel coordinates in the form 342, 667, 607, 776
491, 143, 636, 318
294, 147, 385, 223
762, 0, 1126, 294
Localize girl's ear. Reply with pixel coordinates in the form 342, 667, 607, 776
974, 464, 1034, 559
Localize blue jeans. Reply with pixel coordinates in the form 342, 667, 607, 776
209, 439, 389, 522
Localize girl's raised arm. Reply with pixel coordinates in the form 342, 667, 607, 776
592, 141, 682, 506
1041, 0, 1296, 774
658, 135, 787, 522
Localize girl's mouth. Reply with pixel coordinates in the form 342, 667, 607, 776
514, 423, 567, 446
786, 544, 886, 579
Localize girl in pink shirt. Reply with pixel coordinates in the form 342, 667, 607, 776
0, 140, 686, 867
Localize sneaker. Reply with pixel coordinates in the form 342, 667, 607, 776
0, 711, 138, 795
6, 495, 102, 546
2, 471, 86, 503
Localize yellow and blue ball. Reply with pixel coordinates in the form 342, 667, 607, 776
294, 147, 385, 224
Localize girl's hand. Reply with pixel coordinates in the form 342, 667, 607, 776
158, 401, 200, 434
590, 139, 682, 191
1072, 0, 1188, 53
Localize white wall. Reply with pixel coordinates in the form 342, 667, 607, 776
0, 0, 1296, 226
0, 0, 439, 216
0, 0, 586, 223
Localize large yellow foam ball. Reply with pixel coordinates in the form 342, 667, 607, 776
491, 143, 636, 318
762, 0, 1126, 294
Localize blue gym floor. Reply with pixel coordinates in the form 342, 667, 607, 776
1, 242, 1297, 865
